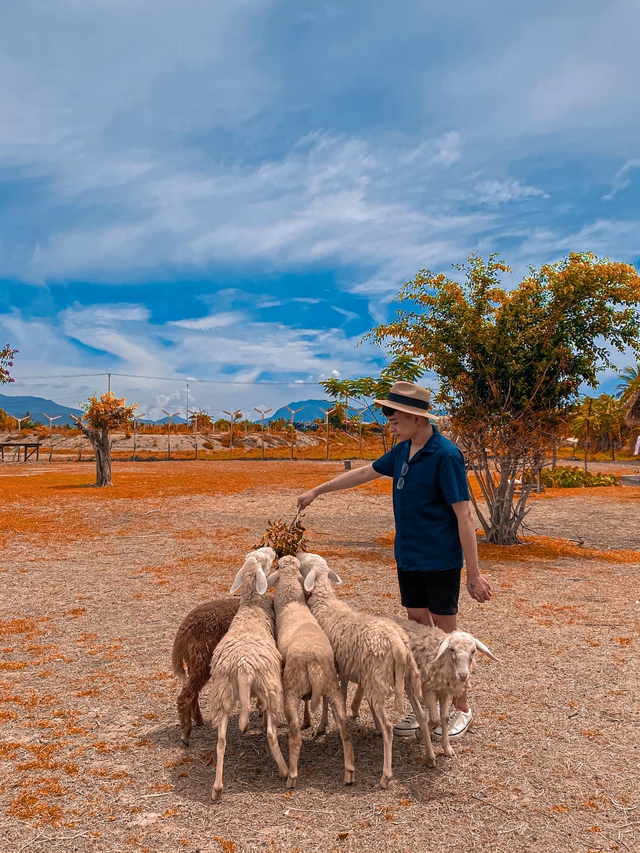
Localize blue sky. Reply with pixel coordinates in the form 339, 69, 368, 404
1, 0, 639, 419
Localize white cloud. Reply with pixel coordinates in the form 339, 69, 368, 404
474, 179, 549, 205
603, 159, 640, 200
1, 300, 387, 421
170, 312, 245, 330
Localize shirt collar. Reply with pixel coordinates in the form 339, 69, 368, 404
403, 425, 442, 463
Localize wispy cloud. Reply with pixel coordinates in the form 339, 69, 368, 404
1, 0, 639, 409
473, 179, 549, 205
603, 159, 640, 200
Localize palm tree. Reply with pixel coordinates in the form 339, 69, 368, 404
570, 397, 600, 473
593, 394, 626, 461
615, 363, 640, 402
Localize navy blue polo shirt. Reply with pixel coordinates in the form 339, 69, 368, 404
372, 426, 470, 572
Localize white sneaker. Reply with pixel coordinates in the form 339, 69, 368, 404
432, 706, 473, 740
393, 712, 419, 737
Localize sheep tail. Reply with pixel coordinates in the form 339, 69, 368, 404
237, 670, 252, 732
307, 661, 324, 714
171, 636, 187, 683
392, 642, 406, 715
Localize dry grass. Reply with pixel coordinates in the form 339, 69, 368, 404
0, 461, 638, 853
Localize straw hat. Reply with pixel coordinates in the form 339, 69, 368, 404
374, 381, 438, 419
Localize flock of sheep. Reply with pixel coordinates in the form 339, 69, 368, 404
171, 547, 498, 802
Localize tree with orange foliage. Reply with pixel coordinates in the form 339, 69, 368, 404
1, 344, 17, 385
367, 252, 640, 543
71, 392, 137, 486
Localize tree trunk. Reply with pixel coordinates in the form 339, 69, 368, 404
466, 448, 533, 545
72, 419, 113, 486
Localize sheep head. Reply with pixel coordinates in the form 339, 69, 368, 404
266, 554, 300, 588
434, 631, 499, 684
230, 547, 276, 595
297, 552, 342, 591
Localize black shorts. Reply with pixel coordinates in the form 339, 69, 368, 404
396, 567, 461, 615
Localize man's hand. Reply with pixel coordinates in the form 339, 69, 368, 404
466, 572, 492, 603
297, 489, 318, 510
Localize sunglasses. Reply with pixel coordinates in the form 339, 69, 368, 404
397, 461, 409, 489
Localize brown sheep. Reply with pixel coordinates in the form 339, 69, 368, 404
171, 597, 240, 745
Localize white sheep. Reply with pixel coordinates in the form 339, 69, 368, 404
268, 554, 355, 789
207, 547, 288, 801
298, 553, 435, 787
390, 616, 499, 757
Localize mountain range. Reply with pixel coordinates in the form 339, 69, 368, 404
0, 394, 83, 426
0, 394, 382, 427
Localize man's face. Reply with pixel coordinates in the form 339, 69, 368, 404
385, 408, 423, 441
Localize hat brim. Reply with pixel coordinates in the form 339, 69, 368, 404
373, 399, 439, 420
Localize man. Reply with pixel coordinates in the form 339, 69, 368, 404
297, 380, 492, 739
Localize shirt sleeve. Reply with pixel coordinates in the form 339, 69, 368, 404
372, 444, 397, 477
437, 450, 470, 505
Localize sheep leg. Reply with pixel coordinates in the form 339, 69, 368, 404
302, 699, 312, 729
211, 714, 228, 802
314, 697, 329, 736
265, 712, 289, 780
177, 686, 194, 746
350, 683, 364, 718
178, 674, 207, 745
328, 690, 355, 785
407, 692, 435, 767
284, 694, 302, 789
369, 703, 383, 733
439, 694, 455, 758
372, 701, 394, 789
192, 696, 204, 727
424, 690, 441, 731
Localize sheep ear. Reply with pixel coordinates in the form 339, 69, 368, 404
230, 567, 245, 594
265, 570, 279, 589
303, 569, 317, 592
475, 639, 500, 662
256, 567, 268, 596
434, 637, 450, 661
328, 570, 342, 585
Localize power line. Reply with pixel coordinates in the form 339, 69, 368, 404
12, 371, 322, 386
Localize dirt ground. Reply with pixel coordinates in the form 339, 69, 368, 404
1, 461, 639, 853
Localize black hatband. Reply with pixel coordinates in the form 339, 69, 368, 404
386, 392, 430, 411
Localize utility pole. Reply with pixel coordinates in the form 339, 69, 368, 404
185, 384, 189, 424
355, 415, 364, 458
222, 409, 242, 460
254, 406, 272, 461
162, 409, 180, 460
285, 405, 303, 460
318, 406, 337, 462
108, 373, 111, 394
42, 412, 61, 462
187, 408, 199, 460
131, 413, 146, 461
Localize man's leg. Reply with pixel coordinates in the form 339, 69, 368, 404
406, 607, 434, 627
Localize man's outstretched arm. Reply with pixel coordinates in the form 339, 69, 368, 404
297, 463, 383, 509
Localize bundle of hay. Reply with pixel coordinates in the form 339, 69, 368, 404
253, 513, 307, 559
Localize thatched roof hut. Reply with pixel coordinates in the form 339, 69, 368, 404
626, 391, 640, 425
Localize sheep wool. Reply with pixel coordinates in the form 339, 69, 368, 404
207, 547, 288, 801
299, 553, 435, 787
391, 616, 499, 758
171, 596, 240, 745
270, 555, 355, 789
